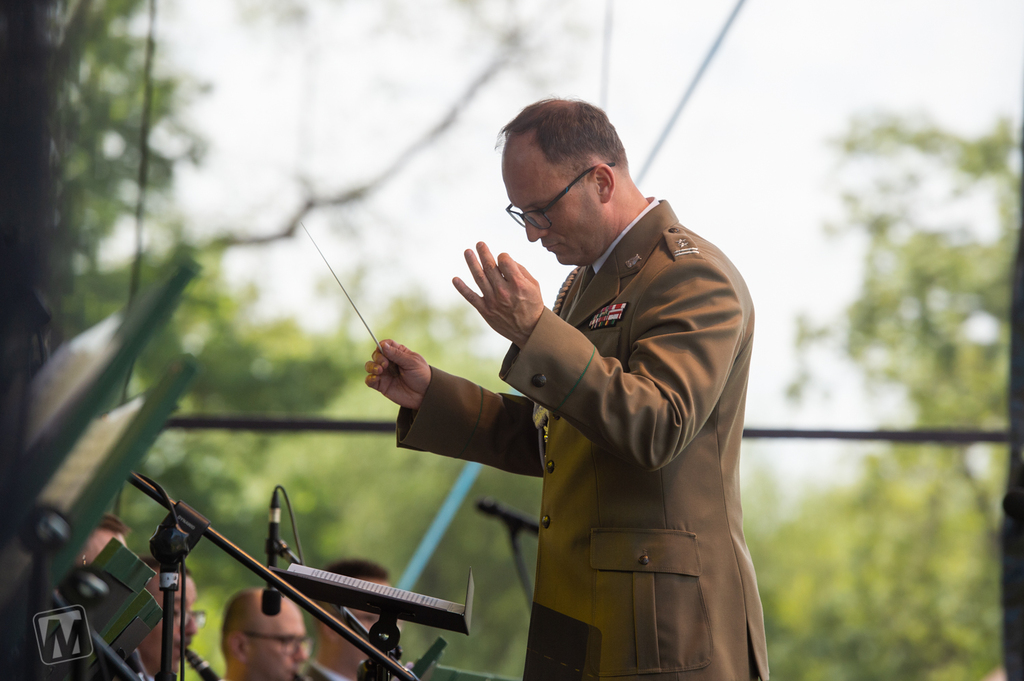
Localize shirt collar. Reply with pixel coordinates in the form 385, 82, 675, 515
592, 198, 660, 273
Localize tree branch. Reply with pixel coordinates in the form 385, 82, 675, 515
218, 28, 522, 247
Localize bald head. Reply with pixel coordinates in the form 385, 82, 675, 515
221, 589, 260, 652
222, 588, 309, 681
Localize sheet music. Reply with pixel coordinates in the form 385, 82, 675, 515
286, 564, 465, 614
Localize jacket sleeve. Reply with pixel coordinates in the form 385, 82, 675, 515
396, 366, 545, 477
501, 254, 752, 471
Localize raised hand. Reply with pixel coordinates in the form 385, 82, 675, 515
452, 242, 544, 348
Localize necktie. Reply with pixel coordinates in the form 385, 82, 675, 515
567, 266, 594, 318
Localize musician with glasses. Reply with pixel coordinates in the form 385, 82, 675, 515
221, 588, 311, 681
366, 98, 768, 680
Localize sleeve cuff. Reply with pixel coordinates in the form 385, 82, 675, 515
397, 366, 485, 456
501, 307, 597, 412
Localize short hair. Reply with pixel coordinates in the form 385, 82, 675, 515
98, 513, 131, 536
500, 99, 627, 172
322, 558, 389, 583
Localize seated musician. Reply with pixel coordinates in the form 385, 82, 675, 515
222, 587, 311, 681
307, 558, 390, 681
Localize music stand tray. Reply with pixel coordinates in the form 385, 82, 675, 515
271, 564, 473, 635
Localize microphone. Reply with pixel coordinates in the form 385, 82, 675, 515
262, 487, 282, 616
476, 497, 540, 534
185, 649, 221, 681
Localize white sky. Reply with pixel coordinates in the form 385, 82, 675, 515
140, 0, 1023, 484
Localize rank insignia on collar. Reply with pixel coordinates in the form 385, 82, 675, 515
589, 302, 628, 329
673, 237, 700, 258
625, 254, 642, 269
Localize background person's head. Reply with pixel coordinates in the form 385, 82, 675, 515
312, 558, 390, 680
136, 557, 201, 676
222, 587, 310, 681
79, 513, 130, 565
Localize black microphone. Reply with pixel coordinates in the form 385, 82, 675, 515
185, 648, 221, 681
476, 497, 540, 534
262, 487, 282, 616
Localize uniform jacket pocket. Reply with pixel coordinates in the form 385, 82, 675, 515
590, 528, 713, 675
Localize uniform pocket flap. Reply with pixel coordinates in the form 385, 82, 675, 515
590, 528, 701, 575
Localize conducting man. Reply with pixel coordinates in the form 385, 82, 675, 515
366, 98, 768, 681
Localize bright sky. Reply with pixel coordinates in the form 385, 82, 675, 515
144, 0, 1023, 483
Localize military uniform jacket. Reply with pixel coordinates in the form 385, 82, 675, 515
397, 202, 768, 680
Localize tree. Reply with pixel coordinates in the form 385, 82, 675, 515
45, 1, 590, 675
50, 0, 204, 344
755, 113, 1014, 679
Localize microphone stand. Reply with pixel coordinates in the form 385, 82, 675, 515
21, 508, 71, 681
509, 529, 533, 610
269, 538, 301, 564
149, 488, 206, 681
128, 473, 416, 681
476, 498, 536, 609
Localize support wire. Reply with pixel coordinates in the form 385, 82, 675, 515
636, 0, 749, 184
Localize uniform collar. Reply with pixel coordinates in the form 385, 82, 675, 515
564, 201, 680, 328
592, 198, 660, 273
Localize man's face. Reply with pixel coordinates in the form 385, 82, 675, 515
502, 133, 607, 266
138, 575, 199, 674
238, 600, 309, 681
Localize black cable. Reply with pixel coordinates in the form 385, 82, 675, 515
275, 484, 304, 565
137, 472, 179, 527
180, 560, 186, 681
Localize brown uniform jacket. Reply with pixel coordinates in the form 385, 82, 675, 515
397, 202, 768, 680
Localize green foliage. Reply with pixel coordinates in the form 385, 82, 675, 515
762, 113, 1014, 679
748, 446, 1001, 681
51, 0, 203, 341
793, 113, 1015, 427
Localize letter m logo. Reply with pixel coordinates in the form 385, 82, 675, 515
33, 605, 93, 664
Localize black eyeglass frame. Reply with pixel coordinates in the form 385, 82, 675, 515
506, 162, 616, 230
241, 631, 313, 653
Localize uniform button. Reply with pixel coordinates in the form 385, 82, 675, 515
668, 227, 681, 233
546, 460, 555, 473
532, 374, 547, 387
639, 553, 650, 565
541, 515, 551, 528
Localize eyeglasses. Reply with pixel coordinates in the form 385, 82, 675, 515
242, 631, 312, 656
506, 162, 615, 230
170, 609, 206, 629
